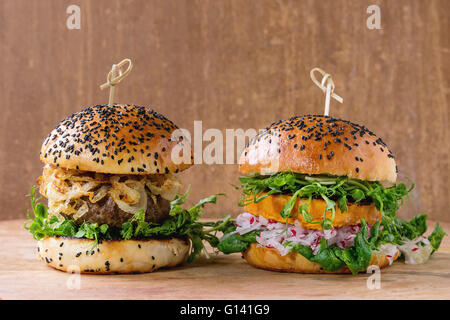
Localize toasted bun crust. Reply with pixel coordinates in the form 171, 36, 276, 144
37, 236, 190, 274
40, 104, 192, 175
245, 194, 381, 230
239, 115, 397, 183
243, 243, 400, 274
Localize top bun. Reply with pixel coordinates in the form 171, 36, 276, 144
239, 115, 397, 183
40, 104, 192, 174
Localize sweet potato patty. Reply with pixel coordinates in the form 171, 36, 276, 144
244, 193, 381, 230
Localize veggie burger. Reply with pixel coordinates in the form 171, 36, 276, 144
218, 115, 446, 274
26, 104, 227, 274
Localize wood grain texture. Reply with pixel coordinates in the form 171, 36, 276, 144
0, 219, 449, 299
0, 0, 448, 221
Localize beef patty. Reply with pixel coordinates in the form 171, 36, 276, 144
68, 194, 170, 228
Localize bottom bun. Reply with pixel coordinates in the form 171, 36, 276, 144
243, 243, 399, 274
37, 236, 190, 274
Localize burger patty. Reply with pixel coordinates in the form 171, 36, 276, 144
69, 194, 171, 228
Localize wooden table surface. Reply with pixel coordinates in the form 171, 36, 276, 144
1, 219, 449, 300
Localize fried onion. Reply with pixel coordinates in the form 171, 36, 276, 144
38, 165, 182, 219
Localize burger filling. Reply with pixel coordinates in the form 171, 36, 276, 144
218, 172, 446, 274
37, 165, 182, 227
26, 165, 235, 263
230, 212, 399, 265
235, 212, 373, 256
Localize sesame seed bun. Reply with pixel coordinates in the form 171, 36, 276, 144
40, 104, 192, 175
243, 243, 399, 274
37, 236, 190, 274
245, 193, 381, 230
239, 115, 397, 183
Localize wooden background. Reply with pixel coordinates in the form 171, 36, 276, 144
0, 0, 448, 221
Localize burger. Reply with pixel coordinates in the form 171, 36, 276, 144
218, 115, 446, 274
25, 104, 228, 274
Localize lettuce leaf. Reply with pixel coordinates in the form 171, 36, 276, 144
331, 220, 372, 274
428, 223, 447, 252
309, 239, 346, 272
217, 230, 261, 254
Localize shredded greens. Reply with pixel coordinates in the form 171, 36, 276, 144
25, 186, 234, 263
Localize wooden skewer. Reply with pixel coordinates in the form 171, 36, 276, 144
310, 68, 343, 116
100, 58, 133, 107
